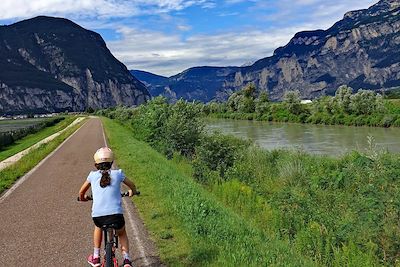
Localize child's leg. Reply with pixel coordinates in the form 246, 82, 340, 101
87, 226, 103, 266
117, 226, 130, 258
94, 226, 102, 247
93, 226, 102, 257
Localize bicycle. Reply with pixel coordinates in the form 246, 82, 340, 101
78, 191, 140, 267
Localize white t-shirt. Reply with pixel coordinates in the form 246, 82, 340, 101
86, 169, 125, 217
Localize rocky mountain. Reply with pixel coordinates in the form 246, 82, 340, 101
132, 67, 240, 102
130, 70, 171, 98
0, 16, 150, 114
134, 0, 400, 101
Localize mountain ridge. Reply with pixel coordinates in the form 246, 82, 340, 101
0, 16, 150, 114
134, 0, 400, 102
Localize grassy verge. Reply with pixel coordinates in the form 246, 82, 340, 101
98, 100, 400, 265
0, 116, 78, 161
0, 117, 87, 193
102, 117, 313, 266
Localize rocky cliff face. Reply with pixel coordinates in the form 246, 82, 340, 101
134, 0, 400, 101
224, 0, 400, 100
0, 16, 150, 114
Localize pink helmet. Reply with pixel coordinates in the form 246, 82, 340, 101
94, 147, 114, 164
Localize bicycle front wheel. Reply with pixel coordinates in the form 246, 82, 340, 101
105, 243, 113, 267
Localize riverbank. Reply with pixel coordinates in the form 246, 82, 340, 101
203, 85, 400, 128
103, 115, 400, 266
206, 99, 400, 127
102, 117, 314, 266
98, 99, 400, 266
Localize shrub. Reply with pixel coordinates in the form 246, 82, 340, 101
163, 100, 204, 157
381, 115, 394, 127
334, 85, 353, 114
0, 133, 13, 149
255, 91, 270, 115
350, 90, 379, 115
283, 90, 302, 115
393, 117, 400, 127
193, 132, 250, 182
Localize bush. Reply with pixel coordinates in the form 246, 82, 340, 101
381, 115, 395, 127
393, 117, 400, 127
193, 132, 250, 182
99, 98, 205, 158
0, 133, 14, 149
163, 100, 204, 157
283, 90, 302, 115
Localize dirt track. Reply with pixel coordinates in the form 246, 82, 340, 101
0, 118, 162, 266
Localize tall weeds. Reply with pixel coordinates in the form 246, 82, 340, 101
99, 100, 400, 266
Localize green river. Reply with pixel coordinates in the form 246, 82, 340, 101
206, 118, 400, 156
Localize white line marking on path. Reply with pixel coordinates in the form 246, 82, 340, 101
100, 120, 150, 266
0, 119, 87, 204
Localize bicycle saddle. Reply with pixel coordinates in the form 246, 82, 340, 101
102, 223, 118, 229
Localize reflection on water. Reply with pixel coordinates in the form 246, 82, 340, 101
205, 118, 400, 156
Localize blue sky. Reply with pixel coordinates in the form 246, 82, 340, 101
0, 0, 377, 76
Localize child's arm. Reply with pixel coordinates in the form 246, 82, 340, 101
123, 178, 137, 197
79, 181, 91, 201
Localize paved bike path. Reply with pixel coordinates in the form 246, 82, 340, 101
0, 118, 162, 266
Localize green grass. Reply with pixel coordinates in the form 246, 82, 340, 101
102, 117, 313, 266
0, 116, 78, 162
204, 147, 400, 266
0, 117, 87, 193
385, 99, 400, 114
0, 118, 47, 132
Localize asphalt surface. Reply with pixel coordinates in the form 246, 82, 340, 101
0, 118, 162, 266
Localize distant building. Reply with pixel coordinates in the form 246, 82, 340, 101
301, 100, 312, 104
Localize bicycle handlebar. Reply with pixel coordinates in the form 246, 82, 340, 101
77, 191, 140, 201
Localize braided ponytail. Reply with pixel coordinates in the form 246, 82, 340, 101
96, 162, 113, 188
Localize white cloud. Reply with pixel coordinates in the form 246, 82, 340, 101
0, 0, 214, 20
258, 0, 377, 29
106, 0, 378, 76
0, 0, 379, 77
0, 0, 134, 19
108, 26, 307, 76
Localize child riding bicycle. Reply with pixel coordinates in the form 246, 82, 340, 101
79, 147, 136, 267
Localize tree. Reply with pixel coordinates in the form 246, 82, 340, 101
255, 91, 270, 115
227, 92, 242, 112
227, 84, 258, 113
334, 85, 353, 114
311, 96, 332, 114
164, 99, 204, 157
243, 83, 257, 98
375, 93, 386, 113
350, 90, 377, 115
238, 97, 255, 113
205, 101, 221, 114
85, 106, 95, 114
284, 90, 302, 114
